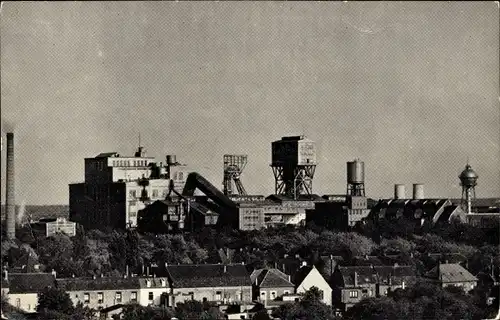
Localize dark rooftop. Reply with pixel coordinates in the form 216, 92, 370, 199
8, 273, 56, 294
251, 269, 294, 288
56, 277, 141, 291
166, 264, 252, 288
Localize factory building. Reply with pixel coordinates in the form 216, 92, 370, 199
30, 217, 77, 237
307, 159, 371, 231
69, 146, 191, 231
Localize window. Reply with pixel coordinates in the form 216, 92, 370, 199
148, 292, 154, 301
84, 293, 90, 303
97, 292, 104, 304
152, 189, 159, 198
178, 172, 184, 180
115, 292, 122, 303
270, 291, 277, 300
260, 291, 267, 300
27, 304, 31, 311
131, 292, 137, 302
15, 298, 20, 308
215, 291, 222, 301
284, 290, 290, 295
349, 291, 358, 298
129, 190, 137, 198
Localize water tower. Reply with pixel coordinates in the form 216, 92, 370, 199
346, 159, 365, 197
271, 136, 317, 200
459, 163, 478, 214
223, 155, 248, 196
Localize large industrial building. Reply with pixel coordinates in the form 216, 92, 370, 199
69, 145, 191, 230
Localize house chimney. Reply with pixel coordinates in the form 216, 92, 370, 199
126, 265, 129, 277
354, 271, 358, 287
224, 265, 227, 273
51, 269, 57, 279
146, 266, 150, 276
301, 261, 307, 267
288, 275, 291, 283
5, 133, 16, 240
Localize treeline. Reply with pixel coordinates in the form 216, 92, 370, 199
2, 219, 498, 281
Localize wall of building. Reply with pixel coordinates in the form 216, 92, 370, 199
296, 268, 332, 306
67, 289, 139, 310
257, 287, 294, 302
238, 206, 265, 230
7, 293, 38, 313
125, 180, 170, 228
138, 286, 169, 306
171, 286, 252, 306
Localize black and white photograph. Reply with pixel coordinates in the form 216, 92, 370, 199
1, 1, 499, 319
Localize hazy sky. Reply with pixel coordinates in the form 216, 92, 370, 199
1, 1, 499, 205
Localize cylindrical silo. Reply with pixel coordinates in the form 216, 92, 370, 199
166, 155, 177, 165
347, 159, 365, 184
394, 184, 406, 199
413, 183, 424, 200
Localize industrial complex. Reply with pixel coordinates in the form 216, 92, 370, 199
1, 132, 499, 238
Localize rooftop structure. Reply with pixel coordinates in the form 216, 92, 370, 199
271, 136, 317, 200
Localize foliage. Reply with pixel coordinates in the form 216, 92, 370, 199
121, 303, 175, 320
272, 287, 337, 320
36, 286, 74, 315
345, 279, 487, 320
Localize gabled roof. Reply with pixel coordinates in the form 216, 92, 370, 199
166, 264, 251, 288
8, 273, 56, 294
251, 269, 294, 288
56, 277, 141, 291
338, 266, 415, 286
426, 263, 478, 283
292, 265, 315, 287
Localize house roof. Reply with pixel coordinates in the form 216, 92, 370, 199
166, 264, 251, 288
338, 266, 415, 286
56, 277, 141, 291
292, 265, 315, 287
8, 273, 56, 294
426, 263, 478, 283
251, 269, 294, 288
100, 304, 124, 313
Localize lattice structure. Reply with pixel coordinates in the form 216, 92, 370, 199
223, 155, 248, 196
270, 136, 317, 200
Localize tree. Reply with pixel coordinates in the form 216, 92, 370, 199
272, 287, 337, 320
121, 303, 175, 320
36, 286, 73, 314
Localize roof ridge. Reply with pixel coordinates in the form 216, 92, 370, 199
259, 270, 271, 287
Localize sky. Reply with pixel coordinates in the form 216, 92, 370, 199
1, 1, 499, 205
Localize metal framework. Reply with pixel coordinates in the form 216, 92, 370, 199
347, 183, 366, 197
271, 164, 316, 200
223, 155, 248, 196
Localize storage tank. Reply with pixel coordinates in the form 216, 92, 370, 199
413, 183, 424, 200
394, 184, 406, 199
347, 159, 365, 184
166, 155, 177, 165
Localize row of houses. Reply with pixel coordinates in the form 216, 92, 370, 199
1, 259, 481, 319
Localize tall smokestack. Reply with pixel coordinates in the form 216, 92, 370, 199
5, 132, 16, 240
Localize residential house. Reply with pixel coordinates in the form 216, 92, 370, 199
293, 263, 332, 306
56, 276, 142, 311
137, 276, 170, 306
425, 263, 478, 292
5, 272, 56, 313
163, 264, 252, 307
250, 268, 295, 303
330, 265, 415, 311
